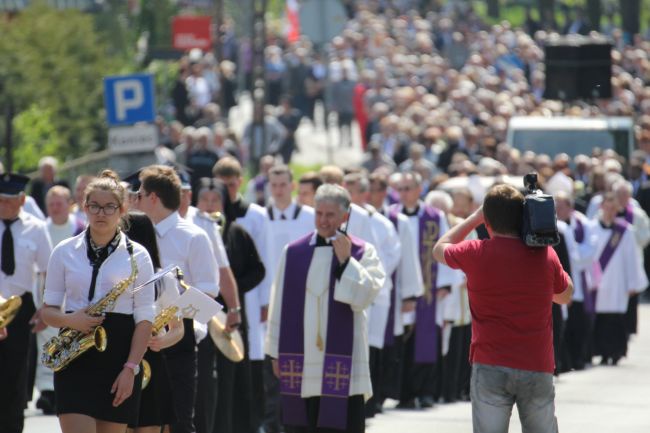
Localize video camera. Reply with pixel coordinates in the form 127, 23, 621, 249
521, 173, 560, 247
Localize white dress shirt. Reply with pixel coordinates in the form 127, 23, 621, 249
266, 232, 385, 398
0, 210, 52, 299
155, 211, 220, 298
185, 206, 230, 268
23, 196, 46, 220
43, 231, 155, 323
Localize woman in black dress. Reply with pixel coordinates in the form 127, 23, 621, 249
42, 170, 155, 433
125, 211, 184, 433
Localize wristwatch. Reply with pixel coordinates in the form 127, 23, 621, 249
123, 362, 141, 375
228, 306, 242, 314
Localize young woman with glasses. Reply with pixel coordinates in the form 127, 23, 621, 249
41, 170, 156, 433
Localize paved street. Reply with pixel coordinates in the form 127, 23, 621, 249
25, 304, 650, 432
228, 94, 364, 168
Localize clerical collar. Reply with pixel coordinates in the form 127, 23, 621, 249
402, 205, 420, 217
310, 232, 337, 247
600, 220, 614, 229
226, 196, 250, 220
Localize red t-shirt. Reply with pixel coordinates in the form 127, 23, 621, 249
444, 237, 569, 373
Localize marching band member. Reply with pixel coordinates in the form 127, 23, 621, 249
0, 173, 52, 433
196, 178, 266, 433
213, 157, 271, 431
177, 170, 242, 433
125, 212, 183, 433
136, 165, 219, 433
41, 171, 155, 432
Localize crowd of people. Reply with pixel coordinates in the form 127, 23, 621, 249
1, 1, 650, 433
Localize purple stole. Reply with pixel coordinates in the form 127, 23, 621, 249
573, 214, 595, 315
391, 204, 441, 363
278, 232, 365, 430
253, 175, 267, 206
623, 204, 634, 224
599, 220, 627, 272
384, 210, 399, 347
387, 188, 399, 205
589, 220, 627, 314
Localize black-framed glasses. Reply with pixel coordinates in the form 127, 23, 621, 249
86, 203, 120, 215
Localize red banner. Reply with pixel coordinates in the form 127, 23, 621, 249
172, 16, 212, 51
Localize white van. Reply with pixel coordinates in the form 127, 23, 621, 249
506, 116, 635, 160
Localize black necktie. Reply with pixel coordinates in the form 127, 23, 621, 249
1, 219, 17, 276
280, 213, 287, 220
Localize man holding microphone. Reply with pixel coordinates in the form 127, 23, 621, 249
433, 184, 573, 433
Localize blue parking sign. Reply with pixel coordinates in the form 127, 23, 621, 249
104, 74, 156, 126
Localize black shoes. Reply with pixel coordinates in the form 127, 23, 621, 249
36, 391, 56, 415
419, 396, 435, 408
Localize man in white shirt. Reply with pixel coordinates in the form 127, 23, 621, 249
0, 173, 52, 433
213, 156, 270, 431
266, 184, 385, 433
262, 165, 315, 433
176, 172, 243, 433
34, 186, 84, 414
137, 165, 220, 433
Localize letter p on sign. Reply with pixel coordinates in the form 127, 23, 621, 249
104, 74, 156, 126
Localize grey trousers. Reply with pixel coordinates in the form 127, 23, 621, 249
470, 363, 559, 433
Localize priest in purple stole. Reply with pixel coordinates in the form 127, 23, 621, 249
265, 184, 385, 433
391, 172, 456, 409
591, 193, 648, 366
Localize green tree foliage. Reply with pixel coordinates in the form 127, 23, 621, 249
11, 104, 63, 172
0, 1, 127, 171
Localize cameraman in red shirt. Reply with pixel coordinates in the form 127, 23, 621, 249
434, 184, 573, 433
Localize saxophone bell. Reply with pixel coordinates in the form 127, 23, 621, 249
141, 359, 152, 390
0, 295, 22, 329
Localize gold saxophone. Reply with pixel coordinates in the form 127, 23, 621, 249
141, 305, 179, 389
141, 267, 187, 389
0, 295, 22, 329
41, 251, 139, 372
208, 211, 225, 235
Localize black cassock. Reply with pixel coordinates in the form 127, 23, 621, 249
213, 222, 265, 433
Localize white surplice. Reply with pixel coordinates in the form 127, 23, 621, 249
380, 209, 424, 337
265, 202, 315, 281
391, 203, 456, 326
557, 213, 598, 302
364, 205, 401, 349
235, 201, 272, 361
265, 232, 385, 398
591, 221, 648, 313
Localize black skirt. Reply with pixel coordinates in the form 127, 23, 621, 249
130, 350, 177, 427
54, 313, 142, 424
